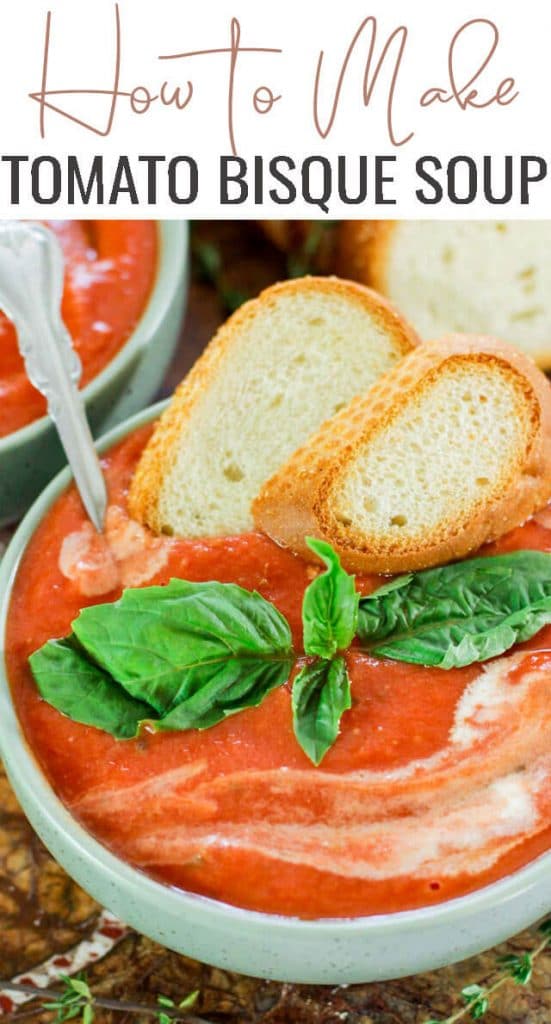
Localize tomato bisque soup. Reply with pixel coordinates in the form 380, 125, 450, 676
7, 425, 551, 919
0, 222, 157, 438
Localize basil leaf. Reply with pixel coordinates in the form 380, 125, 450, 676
292, 656, 351, 765
72, 578, 293, 713
29, 637, 153, 739
358, 550, 551, 668
153, 656, 292, 731
302, 538, 359, 658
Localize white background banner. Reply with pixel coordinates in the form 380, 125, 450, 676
0, 0, 548, 217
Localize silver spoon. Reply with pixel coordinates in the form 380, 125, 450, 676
0, 221, 108, 531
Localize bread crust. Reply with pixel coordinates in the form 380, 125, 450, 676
335, 222, 397, 292
129, 276, 419, 534
253, 335, 551, 574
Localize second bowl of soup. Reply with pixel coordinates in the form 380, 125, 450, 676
0, 220, 188, 526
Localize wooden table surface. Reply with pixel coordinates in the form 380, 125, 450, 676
0, 222, 550, 1023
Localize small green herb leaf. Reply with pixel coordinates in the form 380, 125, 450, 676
358, 551, 551, 668
179, 990, 200, 1009
498, 952, 533, 985
462, 984, 483, 1002
42, 1003, 81, 1022
29, 638, 153, 739
64, 978, 91, 1000
220, 286, 249, 313
194, 239, 222, 281
157, 996, 175, 1008
82, 1003, 95, 1024
461, 984, 487, 1015
470, 1000, 488, 1020
43, 976, 91, 1024
302, 538, 359, 658
292, 656, 351, 765
58, 1008, 81, 1023
286, 222, 336, 277
71, 579, 293, 714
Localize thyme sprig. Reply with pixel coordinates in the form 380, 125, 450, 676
2, 922, 550, 1021
0, 974, 202, 1023
286, 221, 336, 278
192, 236, 249, 313
424, 918, 551, 1023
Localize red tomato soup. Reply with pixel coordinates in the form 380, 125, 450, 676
0, 222, 157, 438
7, 427, 551, 919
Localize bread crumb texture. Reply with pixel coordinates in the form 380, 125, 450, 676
329, 357, 534, 551
338, 221, 551, 369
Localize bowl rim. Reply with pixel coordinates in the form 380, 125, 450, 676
1, 399, 551, 940
0, 220, 189, 454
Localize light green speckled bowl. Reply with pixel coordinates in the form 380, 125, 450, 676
0, 221, 188, 527
0, 403, 550, 983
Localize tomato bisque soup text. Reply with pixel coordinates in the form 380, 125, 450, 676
0, 222, 157, 438
7, 427, 551, 919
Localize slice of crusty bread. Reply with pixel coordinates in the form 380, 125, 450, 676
253, 335, 551, 574
337, 221, 551, 369
129, 277, 418, 537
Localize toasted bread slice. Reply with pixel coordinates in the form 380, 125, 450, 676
337, 221, 551, 369
129, 277, 418, 537
253, 335, 551, 574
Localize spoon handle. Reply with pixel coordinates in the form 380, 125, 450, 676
0, 222, 107, 531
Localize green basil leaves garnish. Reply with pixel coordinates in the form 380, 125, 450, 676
357, 550, 551, 669
29, 637, 152, 739
289, 538, 355, 764
71, 579, 293, 715
292, 656, 351, 766
31, 580, 293, 740
302, 538, 359, 658
29, 540, 551, 766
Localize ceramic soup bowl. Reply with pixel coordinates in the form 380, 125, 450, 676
0, 404, 550, 984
